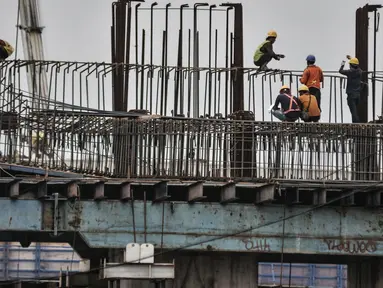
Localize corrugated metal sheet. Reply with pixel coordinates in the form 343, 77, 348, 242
0, 242, 81, 281
259, 263, 347, 288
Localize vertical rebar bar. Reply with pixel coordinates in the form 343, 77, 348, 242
208, 5, 216, 117
135, 3, 141, 109
150, 2, 158, 113
224, 7, 233, 117
175, 4, 189, 116
193, 3, 209, 118
140, 29, 145, 110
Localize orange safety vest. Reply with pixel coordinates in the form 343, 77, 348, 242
283, 94, 301, 114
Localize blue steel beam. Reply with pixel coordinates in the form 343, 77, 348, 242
1, 199, 383, 256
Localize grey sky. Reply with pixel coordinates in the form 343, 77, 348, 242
1, 0, 383, 122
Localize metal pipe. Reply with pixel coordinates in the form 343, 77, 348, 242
150, 2, 158, 113
193, 3, 209, 118
135, 3, 141, 109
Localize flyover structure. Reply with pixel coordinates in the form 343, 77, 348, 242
2, 1, 383, 287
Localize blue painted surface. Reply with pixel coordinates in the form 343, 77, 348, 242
66, 201, 383, 255
0, 200, 42, 231
259, 263, 347, 288
1, 199, 383, 256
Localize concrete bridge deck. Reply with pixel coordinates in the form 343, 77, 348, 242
0, 177, 382, 260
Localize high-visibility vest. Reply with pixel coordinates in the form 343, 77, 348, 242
283, 94, 301, 114
253, 40, 270, 62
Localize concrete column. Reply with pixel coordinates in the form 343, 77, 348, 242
171, 253, 258, 288
348, 259, 383, 288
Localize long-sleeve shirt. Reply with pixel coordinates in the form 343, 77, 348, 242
300, 65, 323, 89
339, 65, 362, 94
273, 93, 301, 113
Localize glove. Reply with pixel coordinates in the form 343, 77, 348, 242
268, 105, 274, 113
275, 56, 280, 61
341, 60, 346, 66
278, 54, 285, 59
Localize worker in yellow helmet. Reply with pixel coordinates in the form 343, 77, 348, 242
339, 55, 362, 123
0, 39, 14, 60
269, 85, 301, 122
297, 85, 321, 123
253, 30, 285, 71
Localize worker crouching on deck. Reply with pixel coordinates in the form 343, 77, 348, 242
300, 55, 323, 111
270, 85, 301, 122
253, 30, 285, 71
0, 40, 14, 60
298, 85, 321, 122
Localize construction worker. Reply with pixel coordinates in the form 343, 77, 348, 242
300, 55, 324, 110
253, 30, 285, 71
0, 40, 14, 61
269, 85, 301, 122
339, 55, 362, 123
297, 85, 321, 122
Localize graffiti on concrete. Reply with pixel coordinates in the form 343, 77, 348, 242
324, 239, 377, 254
242, 238, 271, 252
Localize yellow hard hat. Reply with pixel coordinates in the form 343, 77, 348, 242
1, 41, 14, 56
267, 30, 277, 38
280, 85, 290, 92
298, 85, 309, 92
349, 57, 359, 65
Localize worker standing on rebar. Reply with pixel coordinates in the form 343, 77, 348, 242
298, 85, 321, 122
339, 55, 362, 123
300, 55, 323, 110
0, 40, 14, 61
253, 30, 285, 71
269, 85, 301, 122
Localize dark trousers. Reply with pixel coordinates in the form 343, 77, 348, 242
254, 54, 272, 67
285, 111, 301, 122
303, 116, 320, 123
309, 87, 321, 111
347, 92, 360, 123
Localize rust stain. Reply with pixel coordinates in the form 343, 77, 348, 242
68, 203, 83, 229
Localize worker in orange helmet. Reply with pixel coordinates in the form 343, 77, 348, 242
0, 39, 14, 61
298, 85, 321, 123
300, 55, 324, 111
253, 30, 285, 71
269, 85, 301, 122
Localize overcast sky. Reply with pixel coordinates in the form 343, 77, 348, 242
1, 0, 383, 122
